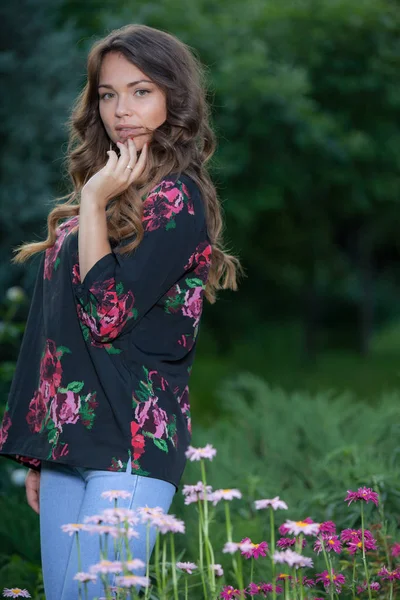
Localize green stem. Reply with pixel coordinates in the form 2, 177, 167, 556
155, 533, 162, 598
144, 524, 151, 600
197, 499, 208, 599
75, 532, 83, 600
170, 533, 179, 600
185, 576, 188, 600
200, 460, 216, 594
162, 536, 167, 594
352, 556, 357, 600
327, 554, 335, 600
292, 566, 298, 600
361, 503, 372, 600
250, 557, 254, 583
270, 508, 277, 600
390, 580, 394, 600
298, 566, 304, 600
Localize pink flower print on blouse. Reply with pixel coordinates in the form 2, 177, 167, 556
26, 389, 48, 433
50, 390, 81, 431
185, 240, 212, 280
44, 216, 79, 280
177, 385, 191, 435
76, 278, 136, 343
0, 410, 12, 451
39, 339, 63, 399
182, 286, 204, 328
142, 179, 194, 232
135, 395, 169, 439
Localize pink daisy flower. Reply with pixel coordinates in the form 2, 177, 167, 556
100, 490, 131, 501
273, 550, 313, 568
278, 523, 291, 535
392, 542, 400, 557
2, 590, 31, 598
220, 585, 241, 598
314, 535, 342, 554
152, 514, 185, 534
254, 496, 288, 511
247, 581, 275, 596
212, 489, 242, 505
377, 566, 400, 581
284, 519, 320, 536
61, 523, 86, 535
89, 560, 123, 574
136, 505, 165, 524
185, 444, 217, 461
212, 564, 224, 577
276, 573, 293, 581
73, 572, 97, 583
316, 570, 346, 592
344, 486, 379, 507
240, 537, 269, 559
114, 575, 150, 588
176, 561, 198, 574
223, 542, 240, 554
277, 536, 306, 549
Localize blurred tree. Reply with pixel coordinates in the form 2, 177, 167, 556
0, 0, 83, 292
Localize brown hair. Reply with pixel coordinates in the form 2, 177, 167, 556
12, 24, 241, 302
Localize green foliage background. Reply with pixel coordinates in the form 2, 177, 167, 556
0, 0, 400, 597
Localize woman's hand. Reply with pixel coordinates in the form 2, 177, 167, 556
25, 469, 40, 515
81, 138, 148, 209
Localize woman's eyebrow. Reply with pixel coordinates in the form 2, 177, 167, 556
98, 79, 153, 89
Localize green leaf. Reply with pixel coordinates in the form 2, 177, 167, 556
165, 219, 176, 231
56, 345, 71, 355
105, 345, 122, 354
185, 278, 205, 288
153, 438, 168, 452
65, 381, 84, 393
116, 281, 124, 295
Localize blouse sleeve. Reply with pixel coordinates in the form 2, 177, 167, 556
72, 176, 207, 345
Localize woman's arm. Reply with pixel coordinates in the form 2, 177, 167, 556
78, 196, 111, 283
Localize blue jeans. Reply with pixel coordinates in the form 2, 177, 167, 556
39, 458, 176, 600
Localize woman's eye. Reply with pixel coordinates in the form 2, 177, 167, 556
100, 92, 114, 100
135, 89, 150, 97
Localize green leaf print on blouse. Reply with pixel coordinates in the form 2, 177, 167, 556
163, 240, 212, 348
25, 339, 98, 460
130, 367, 179, 469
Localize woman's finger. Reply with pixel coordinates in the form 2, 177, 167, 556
104, 149, 118, 173
115, 141, 132, 177
128, 142, 148, 182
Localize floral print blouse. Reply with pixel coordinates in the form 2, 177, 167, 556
0, 173, 211, 492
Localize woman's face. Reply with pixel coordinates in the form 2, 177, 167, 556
98, 52, 167, 152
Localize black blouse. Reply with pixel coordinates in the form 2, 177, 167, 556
0, 173, 211, 492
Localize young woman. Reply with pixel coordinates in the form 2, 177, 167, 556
0, 23, 240, 599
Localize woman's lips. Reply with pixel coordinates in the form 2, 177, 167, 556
117, 128, 144, 139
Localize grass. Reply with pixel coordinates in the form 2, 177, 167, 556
190, 319, 400, 421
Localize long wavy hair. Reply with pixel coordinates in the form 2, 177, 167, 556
13, 24, 241, 302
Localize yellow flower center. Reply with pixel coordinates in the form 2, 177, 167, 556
295, 520, 309, 527
357, 541, 362, 548
328, 540, 335, 545
279, 574, 290, 579
10, 590, 23, 594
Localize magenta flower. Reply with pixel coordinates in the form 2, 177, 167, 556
357, 581, 381, 593
319, 521, 336, 535
240, 537, 269, 559
220, 585, 241, 598
316, 570, 346, 592
347, 536, 377, 555
314, 534, 342, 554
277, 536, 301, 549
377, 566, 400, 581
392, 542, 400, 557
344, 486, 379, 507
